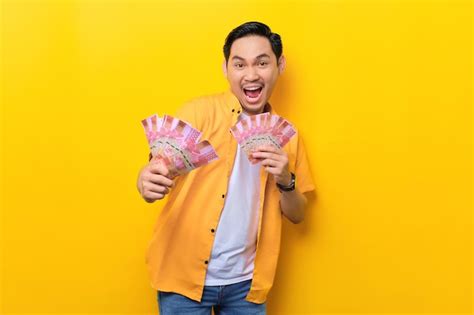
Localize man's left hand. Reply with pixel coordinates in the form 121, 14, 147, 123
251, 145, 292, 186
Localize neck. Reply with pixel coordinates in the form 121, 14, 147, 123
240, 102, 271, 116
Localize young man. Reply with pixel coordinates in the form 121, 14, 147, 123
137, 21, 315, 314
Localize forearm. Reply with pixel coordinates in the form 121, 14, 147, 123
279, 187, 307, 224
250, 145, 308, 223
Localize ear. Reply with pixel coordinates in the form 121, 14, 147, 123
278, 55, 286, 74
222, 59, 228, 77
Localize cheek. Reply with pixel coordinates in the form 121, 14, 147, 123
261, 70, 278, 85
228, 73, 242, 85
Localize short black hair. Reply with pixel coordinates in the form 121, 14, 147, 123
223, 21, 283, 65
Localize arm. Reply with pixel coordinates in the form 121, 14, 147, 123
279, 187, 307, 224
251, 145, 308, 224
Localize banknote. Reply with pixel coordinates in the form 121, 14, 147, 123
141, 114, 218, 178
230, 112, 296, 162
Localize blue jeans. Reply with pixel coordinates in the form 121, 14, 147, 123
157, 279, 266, 314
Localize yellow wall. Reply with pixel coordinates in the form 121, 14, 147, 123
1, 0, 471, 314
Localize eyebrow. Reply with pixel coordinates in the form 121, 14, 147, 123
231, 53, 271, 61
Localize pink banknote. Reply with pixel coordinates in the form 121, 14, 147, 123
141, 114, 218, 178
230, 112, 296, 162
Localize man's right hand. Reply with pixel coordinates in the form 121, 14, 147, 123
137, 159, 174, 203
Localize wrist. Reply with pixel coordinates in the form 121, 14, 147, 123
277, 171, 292, 186
276, 172, 295, 192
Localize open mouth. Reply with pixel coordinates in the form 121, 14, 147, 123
243, 86, 263, 103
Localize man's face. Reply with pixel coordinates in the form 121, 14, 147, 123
224, 35, 285, 115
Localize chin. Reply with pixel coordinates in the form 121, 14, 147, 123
241, 103, 266, 115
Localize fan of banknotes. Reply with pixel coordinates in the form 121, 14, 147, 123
230, 112, 296, 162
141, 114, 218, 178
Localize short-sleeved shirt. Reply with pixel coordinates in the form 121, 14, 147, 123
145, 88, 315, 304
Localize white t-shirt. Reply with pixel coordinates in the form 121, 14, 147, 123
204, 113, 261, 286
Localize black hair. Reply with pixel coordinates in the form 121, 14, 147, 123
223, 21, 283, 65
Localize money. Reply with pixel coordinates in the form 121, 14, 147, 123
230, 112, 296, 161
141, 114, 218, 178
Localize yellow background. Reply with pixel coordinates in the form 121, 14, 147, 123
1, 0, 471, 314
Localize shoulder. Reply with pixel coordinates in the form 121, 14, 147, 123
180, 91, 229, 111
175, 91, 229, 128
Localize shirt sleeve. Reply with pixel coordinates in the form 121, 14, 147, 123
293, 131, 316, 194
173, 98, 202, 131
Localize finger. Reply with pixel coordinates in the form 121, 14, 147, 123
143, 181, 170, 194
248, 155, 262, 164
143, 191, 165, 202
149, 161, 170, 177
263, 165, 279, 175
148, 174, 174, 187
255, 144, 280, 153
252, 151, 281, 161
260, 158, 281, 168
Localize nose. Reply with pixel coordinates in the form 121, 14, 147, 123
243, 66, 260, 81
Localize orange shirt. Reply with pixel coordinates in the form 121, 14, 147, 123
145, 88, 315, 304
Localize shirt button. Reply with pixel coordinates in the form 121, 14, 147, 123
211, 228, 215, 233
221, 194, 225, 199
205, 260, 209, 264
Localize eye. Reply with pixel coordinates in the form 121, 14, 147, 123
234, 63, 244, 69
259, 61, 268, 66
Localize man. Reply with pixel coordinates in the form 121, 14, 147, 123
137, 21, 315, 314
